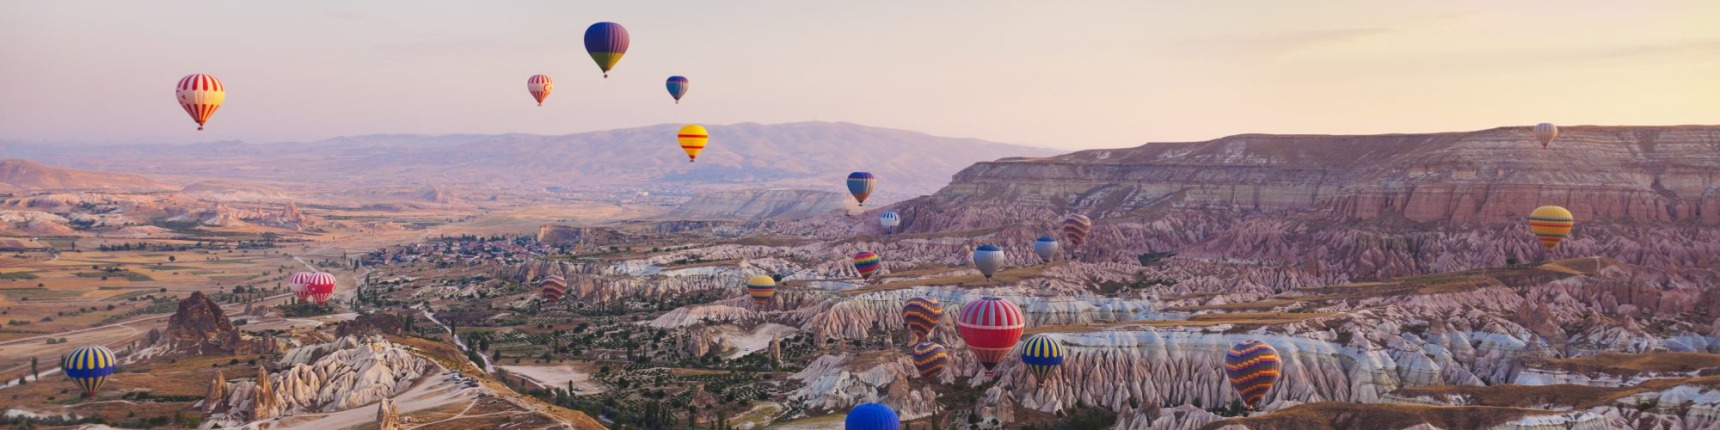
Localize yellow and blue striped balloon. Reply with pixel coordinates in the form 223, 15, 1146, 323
901, 297, 943, 341
1018, 335, 1064, 382
62, 345, 117, 398
1224, 340, 1283, 409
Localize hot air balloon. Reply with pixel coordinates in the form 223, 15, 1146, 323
972, 244, 1004, 281
540, 275, 569, 304
665, 76, 689, 103
745, 275, 776, 307
583, 22, 629, 78
306, 272, 336, 305
846, 172, 875, 206
677, 124, 708, 162
957, 296, 1024, 377
902, 297, 943, 341
911, 341, 950, 380
844, 402, 900, 430
1063, 214, 1091, 249
1529, 205, 1575, 250
1224, 340, 1283, 409
288, 272, 314, 304
1534, 123, 1558, 149
1033, 236, 1059, 263
175, 74, 225, 131
1019, 335, 1064, 383
526, 74, 554, 106
853, 251, 881, 280
879, 211, 901, 234
62, 345, 117, 398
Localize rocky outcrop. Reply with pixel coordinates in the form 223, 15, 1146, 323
204, 370, 227, 413
253, 366, 280, 420
377, 397, 401, 430
153, 291, 279, 357
337, 312, 405, 337
536, 225, 634, 247
218, 336, 436, 424
666, 189, 855, 220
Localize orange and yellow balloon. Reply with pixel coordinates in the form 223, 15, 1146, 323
677, 124, 708, 162
1528, 205, 1574, 250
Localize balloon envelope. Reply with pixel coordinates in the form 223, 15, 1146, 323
846, 172, 876, 206
1033, 236, 1059, 263
901, 297, 943, 341
1529, 205, 1575, 249
1019, 335, 1065, 382
844, 402, 900, 430
305, 272, 336, 305
1063, 214, 1091, 248
540, 275, 569, 304
62, 345, 117, 397
879, 211, 901, 231
852, 251, 881, 279
677, 124, 708, 162
1534, 123, 1558, 149
1224, 340, 1283, 409
583, 22, 630, 77
911, 341, 950, 380
665, 76, 689, 102
527, 75, 554, 106
175, 74, 225, 130
972, 244, 1004, 280
957, 296, 1024, 376
288, 271, 314, 303
745, 274, 777, 306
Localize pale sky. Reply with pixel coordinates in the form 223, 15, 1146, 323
2, 1, 1716, 150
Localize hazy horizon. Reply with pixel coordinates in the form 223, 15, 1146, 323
4, 1, 1717, 150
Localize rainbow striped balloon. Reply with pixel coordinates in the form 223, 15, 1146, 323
1224, 340, 1283, 409
852, 251, 881, 279
1528, 205, 1574, 250
745, 275, 777, 307
1019, 335, 1064, 382
62, 345, 117, 398
901, 297, 943, 341
911, 341, 950, 380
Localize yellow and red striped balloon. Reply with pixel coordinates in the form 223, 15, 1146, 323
1528, 205, 1575, 250
911, 341, 950, 380
678, 124, 708, 162
175, 74, 225, 130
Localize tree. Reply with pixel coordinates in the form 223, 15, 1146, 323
31, 357, 38, 379
168, 255, 176, 263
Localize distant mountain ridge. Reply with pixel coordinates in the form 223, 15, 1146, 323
11, 122, 1059, 200
0, 159, 170, 191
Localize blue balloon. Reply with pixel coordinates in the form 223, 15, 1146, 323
845, 402, 900, 430
666, 76, 689, 103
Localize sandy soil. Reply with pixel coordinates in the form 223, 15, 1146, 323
497, 362, 608, 395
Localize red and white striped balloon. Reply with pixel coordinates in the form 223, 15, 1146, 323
288, 271, 315, 303
175, 74, 225, 130
527, 74, 554, 106
956, 297, 1026, 377
305, 272, 337, 305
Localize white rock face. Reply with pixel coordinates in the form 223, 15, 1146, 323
218, 335, 434, 422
